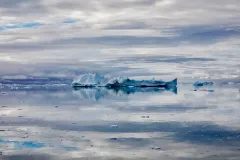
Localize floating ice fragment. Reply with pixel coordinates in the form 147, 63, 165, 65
110, 124, 118, 128
151, 147, 161, 150
227, 82, 235, 85
193, 89, 214, 93
193, 81, 214, 87
207, 89, 214, 92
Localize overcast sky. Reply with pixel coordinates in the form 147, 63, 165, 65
0, 0, 239, 79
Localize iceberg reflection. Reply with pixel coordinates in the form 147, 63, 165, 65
73, 87, 177, 101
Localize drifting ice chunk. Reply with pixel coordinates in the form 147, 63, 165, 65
193, 81, 214, 87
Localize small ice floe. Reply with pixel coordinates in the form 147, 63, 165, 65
218, 78, 240, 86
227, 82, 235, 85
110, 124, 118, 128
193, 81, 214, 87
193, 89, 214, 93
193, 81, 214, 92
206, 89, 214, 92
141, 115, 150, 118
151, 147, 161, 150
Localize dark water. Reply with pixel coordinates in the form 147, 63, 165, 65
0, 79, 239, 160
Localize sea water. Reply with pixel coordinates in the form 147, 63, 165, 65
0, 49, 239, 160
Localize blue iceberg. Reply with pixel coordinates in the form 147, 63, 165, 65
72, 73, 177, 88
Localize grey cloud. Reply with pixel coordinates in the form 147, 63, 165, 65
0, 37, 176, 52
113, 55, 216, 64
0, 0, 239, 25
51, 36, 175, 46
0, 0, 35, 8
0, 0, 47, 16
46, 0, 158, 11
53, 1, 97, 11
102, 0, 158, 9
46, 28, 240, 46
1, 26, 239, 54
0, 61, 139, 78
104, 21, 150, 30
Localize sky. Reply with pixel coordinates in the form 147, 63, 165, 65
0, 0, 240, 80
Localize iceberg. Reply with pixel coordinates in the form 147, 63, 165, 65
72, 73, 177, 88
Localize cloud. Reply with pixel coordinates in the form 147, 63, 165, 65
111, 55, 216, 64
0, 0, 239, 79
62, 19, 78, 24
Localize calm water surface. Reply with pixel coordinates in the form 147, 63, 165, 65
0, 82, 239, 160
0, 49, 240, 160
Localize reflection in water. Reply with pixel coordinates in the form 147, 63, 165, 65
0, 84, 240, 160
0, 138, 77, 151
73, 87, 177, 101
0, 139, 46, 150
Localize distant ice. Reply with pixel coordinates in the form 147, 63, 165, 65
193, 81, 214, 87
